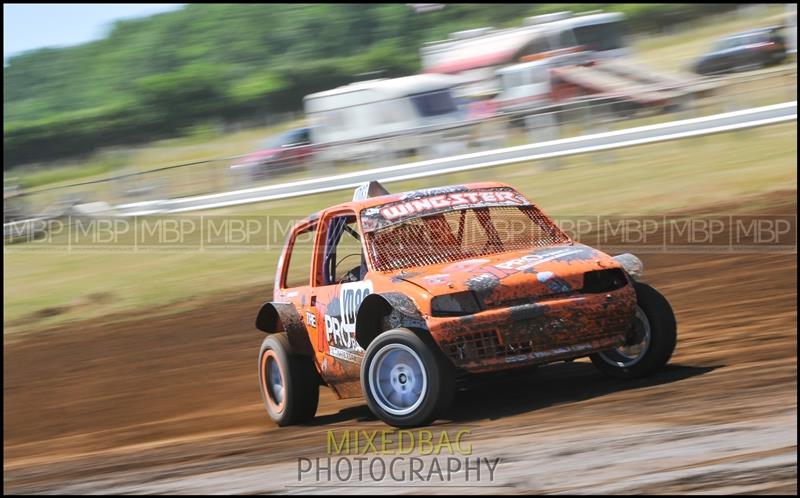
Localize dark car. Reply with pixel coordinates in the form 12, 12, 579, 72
692, 27, 787, 76
230, 127, 314, 182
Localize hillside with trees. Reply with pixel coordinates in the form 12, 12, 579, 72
4, 3, 743, 167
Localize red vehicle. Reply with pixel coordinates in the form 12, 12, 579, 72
256, 181, 677, 427
230, 127, 314, 182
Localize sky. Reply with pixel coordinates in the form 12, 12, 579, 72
3, 4, 185, 59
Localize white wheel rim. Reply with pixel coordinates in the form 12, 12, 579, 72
266, 356, 285, 406
368, 343, 427, 416
598, 306, 651, 368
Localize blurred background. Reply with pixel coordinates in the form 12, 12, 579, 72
3, 3, 796, 217
4, 3, 797, 494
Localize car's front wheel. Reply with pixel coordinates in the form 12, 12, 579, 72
590, 281, 677, 379
361, 328, 455, 428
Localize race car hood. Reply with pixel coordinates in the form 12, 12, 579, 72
392, 244, 624, 306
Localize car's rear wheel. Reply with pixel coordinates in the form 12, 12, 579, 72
258, 333, 319, 426
361, 328, 455, 428
590, 282, 676, 379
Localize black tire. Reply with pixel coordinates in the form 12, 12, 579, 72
361, 328, 455, 428
590, 281, 677, 379
258, 333, 319, 426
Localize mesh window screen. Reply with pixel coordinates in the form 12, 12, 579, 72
366, 206, 569, 272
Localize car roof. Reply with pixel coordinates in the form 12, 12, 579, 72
304, 74, 461, 102
742, 25, 782, 33
297, 182, 524, 224
282, 127, 310, 134
724, 27, 775, 39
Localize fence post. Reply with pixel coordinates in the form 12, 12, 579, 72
590, 101, 616, 165
380, 137, 396, 167
526, 111, 560, 170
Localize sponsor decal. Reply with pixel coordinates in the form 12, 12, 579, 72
341, 281, 373, 334
379, 190, 527, 221
327, 345, 362, 364
535, 270, 572, 293
325, 314, 360, 352
324, 281, 373, 362
306, 311, 317, 329
495, 248, 582, 272
544, 276, 572, 294
422, 273, 451, 285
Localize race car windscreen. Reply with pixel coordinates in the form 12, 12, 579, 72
365, 206, 571, 272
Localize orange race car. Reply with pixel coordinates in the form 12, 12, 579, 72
256, 181, 677, 427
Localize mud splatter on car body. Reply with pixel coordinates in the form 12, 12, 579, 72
259, 182, 637, 397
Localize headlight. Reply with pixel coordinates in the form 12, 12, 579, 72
613, 253, 644, 281
431, 291, 482, 317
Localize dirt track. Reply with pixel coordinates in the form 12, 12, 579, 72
3, 194, 797, 494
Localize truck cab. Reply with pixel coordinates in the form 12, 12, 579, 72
495, 50, 591, 114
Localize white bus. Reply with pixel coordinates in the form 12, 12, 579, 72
304, 74, 470, 162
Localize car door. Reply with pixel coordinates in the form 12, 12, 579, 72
748, 32, 772, 66
278, 129, 311, 169
310, 208, 372, 398
731, 36, 755, 70
274, 220, 320, 359
713, 38, 740, 72
293, 128, 314, 165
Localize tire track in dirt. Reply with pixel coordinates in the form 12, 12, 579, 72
4, 191, 796, 493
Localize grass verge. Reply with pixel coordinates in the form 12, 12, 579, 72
3, 122, 796, 335
4, 4, 791, 191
